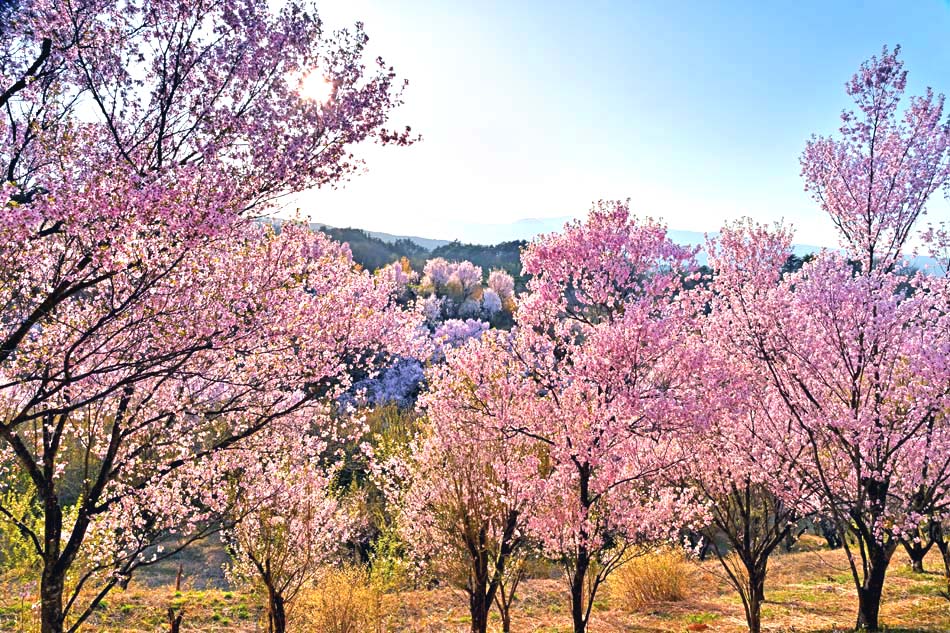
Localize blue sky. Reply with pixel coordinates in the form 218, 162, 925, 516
291, 1, 950, 246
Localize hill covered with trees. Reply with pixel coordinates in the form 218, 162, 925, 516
314, 225, 528, 288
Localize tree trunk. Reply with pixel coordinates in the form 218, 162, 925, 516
495, 569, 520, 633
267, 586, 287, 633
901, 537, 933, 573
745, 565, 766, 633
934, 529, 949, 596
40, 483, 68, 633
40, 567, 66, 633
469, 586, 490, 633
167, 608, 184, 633
855, 546, 892, 631
494, 556, 522, 633
818, 517, 842, 549
466, 534, 493, 633
569, 546, 591, 633
499, 608, 511, 633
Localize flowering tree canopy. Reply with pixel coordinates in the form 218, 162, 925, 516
224, 413, 355, 633
402, 332, 543, 633
707, 46, 950, 632
468, 201, 707, 633
0, 2, 416, 632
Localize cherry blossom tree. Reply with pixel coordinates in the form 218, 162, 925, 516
706, 48, 950, 628
224, 415, 355, 633
432, 318, 489, 359
507, 202, 705, 633
0, 222, 421, 633
801, 44, 950, 275
0, 3, 416, 631
401, 332, 542, 633
682, 341, 814, 633
709, 223, 950, 630
415, 259, 515, 323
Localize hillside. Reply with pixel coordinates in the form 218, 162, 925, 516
312, 225, 527, 284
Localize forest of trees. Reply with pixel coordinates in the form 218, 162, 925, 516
315, 226, 528, 290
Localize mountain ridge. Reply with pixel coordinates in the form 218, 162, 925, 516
298, 218, 938, 274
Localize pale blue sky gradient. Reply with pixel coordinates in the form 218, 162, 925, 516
291, 1, 950, 246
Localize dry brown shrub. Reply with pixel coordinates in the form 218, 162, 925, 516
294, 565, 394, 633
608, 548, 693, 611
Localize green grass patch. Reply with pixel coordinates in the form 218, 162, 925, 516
684, 612, 719, 624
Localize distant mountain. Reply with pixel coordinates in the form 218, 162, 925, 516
362, 229, 450, 251
306, 218, 938, 276
432, 216, 575, 244
342, 219, 824, 259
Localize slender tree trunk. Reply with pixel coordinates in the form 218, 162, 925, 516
167, 608, 184, 633
818, 517, 842, 549
469, 584, 490, 633
40, 566, 66, 633
467, 537, 492, 633
266, 585, 286, 633
745, 564, 766, 633
570, 546, 591, 633
567, 463, 596, 633
934, 528, 949, 595
855, 545, 893, 631
494, 562, 521, 633
499, 607, 511, 633
41, 492, 66, 633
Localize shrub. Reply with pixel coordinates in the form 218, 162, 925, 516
609, 548, 692, 611
294, 566, 393, 633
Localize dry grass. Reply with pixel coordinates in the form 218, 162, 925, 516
608, 548, 692, 611
293, 565, 395, 633
0, 538, 946, 631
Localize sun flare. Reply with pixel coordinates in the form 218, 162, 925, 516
299, 72, 334, 104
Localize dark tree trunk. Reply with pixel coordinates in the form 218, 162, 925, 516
40, 567, 66, 633
41, 493, 67, 633
468, 577, 491, 633
744, 563, 766, 633
167, 608, 184, 633
568, 462, 596, 633
499, 607, 512, 633
818, 517, 842, 549
683, 530, 711, 560
570, 545, 591, 633
494, 561, 521, 633
465, 511, 520, 633
934, 527, 949, 596
266, 585, 286, 633
470, 595, 489, 633
855, 545, 893, 631
901, 536, 934, 574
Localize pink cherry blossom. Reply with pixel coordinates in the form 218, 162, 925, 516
0, 2, 417, 631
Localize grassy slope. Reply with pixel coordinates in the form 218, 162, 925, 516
2, 537, 946, 632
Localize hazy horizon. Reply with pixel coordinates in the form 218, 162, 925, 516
284, 1, 950, 248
